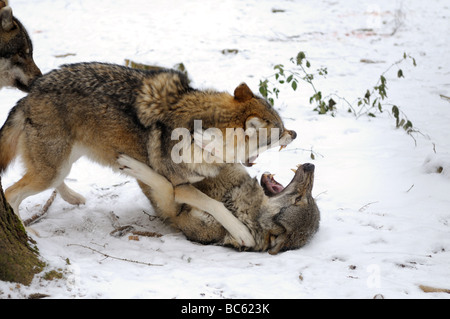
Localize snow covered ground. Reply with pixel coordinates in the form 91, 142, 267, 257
1, 0, 449, 299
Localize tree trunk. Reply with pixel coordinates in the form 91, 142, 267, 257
0, 177, 44, 285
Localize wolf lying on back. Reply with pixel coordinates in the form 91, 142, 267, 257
0, 1, 41, 91
0, 62, 296, 246
118, 155, 320, 254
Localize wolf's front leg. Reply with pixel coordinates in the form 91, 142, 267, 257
174, 184, 256, 248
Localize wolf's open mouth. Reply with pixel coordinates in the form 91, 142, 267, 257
260, 173, 284, 196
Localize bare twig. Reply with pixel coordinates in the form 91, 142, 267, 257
23, 190, 58, 226
110, 225, 135, 237
419, 285, 450, 294
108, 211, 163, 238
390, 1, 405, 36
440, 94, 450, 102
314, 190, 328, 199
54, 53, 76, 58
283, 147, 325, 160
67, 244, 164, 266
108, 211, 121, 229
358, 201, 379, 212
406, 184, 415, 193
131, 230, 163, 238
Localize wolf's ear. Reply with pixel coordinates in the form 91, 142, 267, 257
0, 6, 14, 32
234, 83, 254, 102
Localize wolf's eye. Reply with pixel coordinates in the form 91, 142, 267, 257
13, 54, 26, 66
295, 196, 303, 204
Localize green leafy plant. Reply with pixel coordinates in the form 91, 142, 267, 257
350, 52, 417, 134
259, 51, 418, 137
259, 51, 331, 114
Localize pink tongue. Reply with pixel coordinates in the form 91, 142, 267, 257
265, 176, 284, 195
271, 184, 284, 194
261, 173, 285, 196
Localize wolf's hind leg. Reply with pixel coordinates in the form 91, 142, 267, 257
5, 172, 54, 220
117, 154, 177, 216
56, 182, 86, 206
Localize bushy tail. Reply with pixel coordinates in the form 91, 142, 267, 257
0, 105, 25, 174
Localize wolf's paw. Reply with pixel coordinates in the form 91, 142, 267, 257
229, 221, 256, 248
62, 191, 86, 206
57, 183, 86, 206
117, 154, 133, 169
117, 154, 146, 179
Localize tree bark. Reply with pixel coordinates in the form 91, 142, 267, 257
0, 177, 43, 285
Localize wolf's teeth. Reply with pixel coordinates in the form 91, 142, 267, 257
279, 145, 287, 152
291, 168, 297, 173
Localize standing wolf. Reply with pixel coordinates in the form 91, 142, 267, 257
118, 154, 320, 254
0, 62, 296, 246
0, 1, 41, 91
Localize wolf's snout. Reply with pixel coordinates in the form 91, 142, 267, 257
28, 61, 43, 80
34, 66, 43, 78
278, 129, 297, 151
302, 163, 315, 172
289, 130, 297, 140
